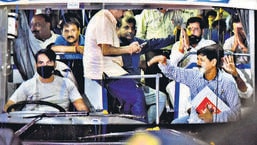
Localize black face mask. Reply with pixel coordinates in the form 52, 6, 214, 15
37, 66, 54, 78
189, 35, 201, 45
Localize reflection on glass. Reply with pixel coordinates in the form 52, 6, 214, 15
4, 7, 254, 125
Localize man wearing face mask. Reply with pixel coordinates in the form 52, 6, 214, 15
4, 49, 89, 112
149, 44, 240, 123
159, 16, 216, 118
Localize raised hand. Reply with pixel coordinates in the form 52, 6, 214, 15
222, 55, 238, 77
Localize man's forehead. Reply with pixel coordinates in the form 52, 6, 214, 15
188, 22, 200, 27
63, 23, 78, 29
235, 22, 243, 27
32, 16, 45, 22
122, 22, 134, 27
38, 53, 51, 60
197, 54, 206, 58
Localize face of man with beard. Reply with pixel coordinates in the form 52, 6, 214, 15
117, 19, 136, 42
61, 24, 80, 45
187, 22, 202, 46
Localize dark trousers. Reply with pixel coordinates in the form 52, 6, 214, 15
106, 78, 147, 122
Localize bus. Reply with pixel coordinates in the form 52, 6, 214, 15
0, 0, 256, 144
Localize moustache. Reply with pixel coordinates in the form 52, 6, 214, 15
125, 33, 134, 38
32, 30, 39, 34
67, 36, 74, 39
196, 65, 201, 68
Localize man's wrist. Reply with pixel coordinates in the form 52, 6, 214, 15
73, 45, 77, 52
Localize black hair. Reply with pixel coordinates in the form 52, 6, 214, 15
231, 13, 241, 24
60, 15, 81, 30
197, 44, 224, 68
117, 15, 136, 29
34, 48, 56, 63
206, 10, 217, 18
34, 14, 52, 23
32, 14, 52, 29
186, 17, 205, 30
212, 19, 227, 32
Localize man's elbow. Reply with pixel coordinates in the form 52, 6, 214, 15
3, 100, 15, 112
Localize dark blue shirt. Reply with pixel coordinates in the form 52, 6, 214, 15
120, 35, 175, 75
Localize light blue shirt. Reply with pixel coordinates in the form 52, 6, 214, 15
159, 60, 241, 123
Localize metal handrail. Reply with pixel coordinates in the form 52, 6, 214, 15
105, 73, 162, 125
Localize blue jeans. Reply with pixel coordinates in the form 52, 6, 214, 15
143, 86, 166, 124
107, 78, 147, 122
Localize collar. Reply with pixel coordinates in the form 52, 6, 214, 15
104, 9, 117, 26
201, 69, 223, 82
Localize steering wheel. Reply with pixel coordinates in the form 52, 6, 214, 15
6, 100, 66, 113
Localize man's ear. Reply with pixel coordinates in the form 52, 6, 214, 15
47, 22, 51, 29
211, 59, 217, 67
200, 29, 204, 37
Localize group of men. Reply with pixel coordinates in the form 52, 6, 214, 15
4, 9, 253, 124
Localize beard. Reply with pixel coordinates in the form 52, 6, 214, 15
119, 37, 133, 46
189, 35, 201, 45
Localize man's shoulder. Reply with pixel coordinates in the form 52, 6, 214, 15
54, 75, 75, 86
20, 76, 37, 87
219, 70, 236, 85
197, 39, 216, 48
224, 35, 235, 44
54, 35, 67, 45
200, 38, 216, 44
79, 34, 85, 45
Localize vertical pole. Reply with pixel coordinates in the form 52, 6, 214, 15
249, 10, 255, 103
155, 73, 160, 125
0, 7, 8, 110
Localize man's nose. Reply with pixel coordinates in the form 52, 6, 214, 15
30, 25, 35, 31
128, 28, 133, 33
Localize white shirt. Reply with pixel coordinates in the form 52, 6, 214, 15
36, 31, 59, 49
223, 35, 249, 64
9, 74, 82, 111
170, 38, 216, 67
83, 9, 127, 80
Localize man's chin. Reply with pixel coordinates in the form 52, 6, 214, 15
67, 40, 76, 44
126, 37, 132, 40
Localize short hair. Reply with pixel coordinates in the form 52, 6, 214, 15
231, 13, 241, 24
206, 10, 217, 18
212, 19, 227, 31
117, 15, 136, 29
33, 14, 51, 23
34, 48, 56, 63
186, 17, 205, 30
60, 15, 81, 30
197, 44, 224, 68
32, 14, 52, 29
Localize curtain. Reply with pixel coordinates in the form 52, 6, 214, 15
13, 10, 41, 80
237, 9, 249, 47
